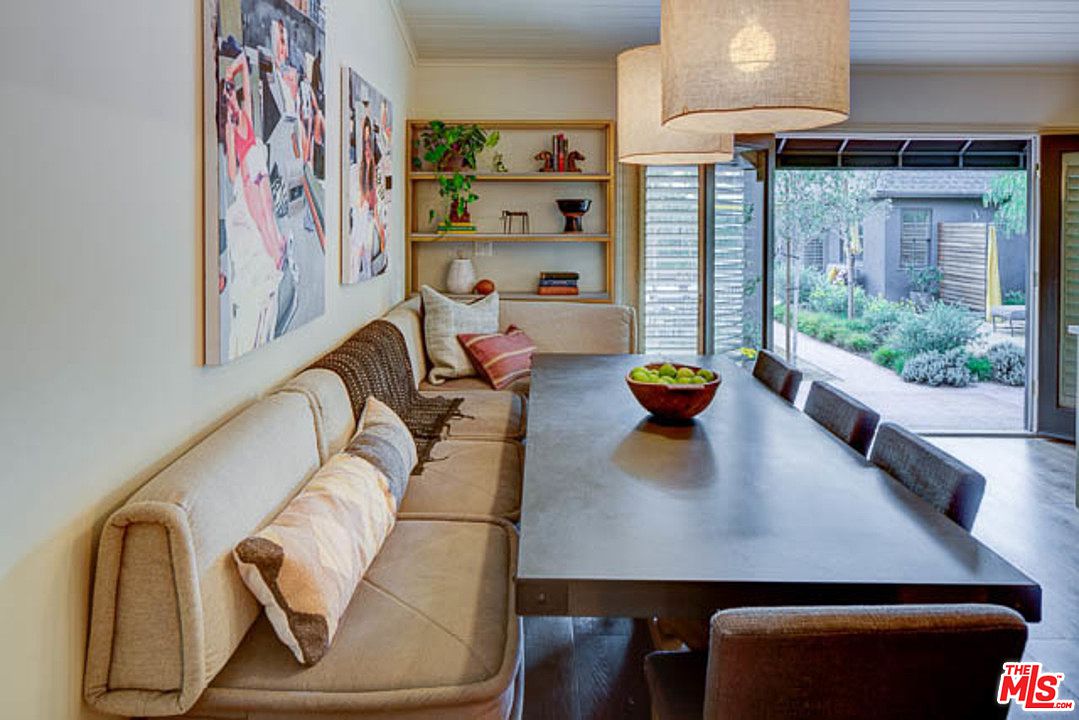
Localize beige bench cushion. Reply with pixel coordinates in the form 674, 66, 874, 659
186, 518, 522, 720
279, 369, 358, 461
421, 389, 526, 441
420, 376, 531, 396
400, 440, 523, 521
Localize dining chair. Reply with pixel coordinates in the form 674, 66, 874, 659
803, 381, 881, 456
869, 422, 986, 531
751, 349, 802, 403
644, 604, 1027, 720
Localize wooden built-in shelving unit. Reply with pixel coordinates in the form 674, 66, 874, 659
406, 119, 616, 302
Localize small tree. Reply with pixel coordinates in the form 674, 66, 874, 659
983, 172, 1028, 238
774, 171, 836, 362
824, 173, 891, 319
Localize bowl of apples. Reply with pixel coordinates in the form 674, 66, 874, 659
625, 362, 721, 422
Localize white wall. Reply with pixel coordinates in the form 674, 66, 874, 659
0, 2, 413, 718
844, 65, 1079, 132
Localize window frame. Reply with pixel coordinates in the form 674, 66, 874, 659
899, 207, 933, 270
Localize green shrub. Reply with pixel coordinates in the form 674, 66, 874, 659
816, 318, 840, 343
797, 311, 823, 337
806, 280, 868, 316
892, 302, 982, 358
901, 348, 974, 387
966, 354, 993, 382
863, 296, 914, 345
872, 346, 907, 373
987, 342, 1026, 386
1003, 290, 1026, 306
844, 332, 876, 353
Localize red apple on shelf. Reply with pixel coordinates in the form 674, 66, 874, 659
474, 279, 496, 295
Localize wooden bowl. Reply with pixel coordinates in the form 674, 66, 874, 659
625, 363, 722, 423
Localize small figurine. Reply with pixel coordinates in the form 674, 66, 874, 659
501, 210, 530, 234
534, 150, 555, 173
491, 152, 508, 173
567, 150, 586, 173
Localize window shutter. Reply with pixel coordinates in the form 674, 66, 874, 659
1058, 153, 1079, 408
643, 167, 699, 353
714, 168, 751, 353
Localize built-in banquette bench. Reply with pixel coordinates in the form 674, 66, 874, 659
83, 297, 636, 720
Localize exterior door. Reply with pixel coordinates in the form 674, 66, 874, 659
1037, 134, 1079, 439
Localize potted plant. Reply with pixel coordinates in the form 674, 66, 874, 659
906, 266, 942, 308
414, 121, 499, 230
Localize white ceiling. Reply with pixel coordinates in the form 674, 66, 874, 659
393, 0, 1079, 65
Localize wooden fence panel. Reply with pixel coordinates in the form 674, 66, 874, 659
938, 222, 987, 312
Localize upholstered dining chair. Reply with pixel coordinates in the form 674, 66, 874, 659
804, 381, 881, 456
751, 349, 802, 403
869, 422, 986, 531
644, 604, 1028, 720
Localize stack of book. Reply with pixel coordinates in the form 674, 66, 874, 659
439, 220, 477, 234
537, 271, 580, 296
551, 134, 568, 172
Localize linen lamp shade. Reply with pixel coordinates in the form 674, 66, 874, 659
661, 0, 850, 134
617, 44, 734, 165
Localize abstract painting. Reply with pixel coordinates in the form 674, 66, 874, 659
204, 0, 327, 364
342, 67, 392, 284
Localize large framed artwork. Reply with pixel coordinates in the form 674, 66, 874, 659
342, 67, 392, 284
204, 0, 327, 365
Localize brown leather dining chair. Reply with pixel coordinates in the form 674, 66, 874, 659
804, 381, 881, 456
751, 349, 803, 404
869, 422, 986, 531
644, 604, 1028, 720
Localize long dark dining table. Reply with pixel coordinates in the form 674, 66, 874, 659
515, 354, 1041, 621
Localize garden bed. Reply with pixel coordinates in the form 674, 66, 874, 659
778, 272, 1025, 388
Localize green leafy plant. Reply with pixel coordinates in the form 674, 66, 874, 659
872, 346, 906, 373
843, 332, 876, 353
987, 342, 1026, 386
892, 302, 982, 358
416, 121, 500, 225
966, 354, 993, 382
863, 296, 913, 345
901, 348, 974, 387
906, 266, 942, 295
1003, 289, 1026, 306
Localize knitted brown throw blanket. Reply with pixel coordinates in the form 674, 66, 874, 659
311, 320, 464, 470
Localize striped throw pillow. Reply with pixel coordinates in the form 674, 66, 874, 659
457, 326, 536, 390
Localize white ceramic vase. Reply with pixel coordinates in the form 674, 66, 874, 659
446, 258, 477, 294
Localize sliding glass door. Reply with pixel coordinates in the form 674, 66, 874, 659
641, 151, 767, 356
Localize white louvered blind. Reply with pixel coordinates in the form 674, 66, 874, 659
714, 167, 751, 353
1058, 153, 1079, 408
644, 166, 699, 353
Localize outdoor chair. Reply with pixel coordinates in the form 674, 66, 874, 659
869, 422, 986, 531
804, 381, 881, 456
644, 604, 1027, 720
751, 349, 803, 404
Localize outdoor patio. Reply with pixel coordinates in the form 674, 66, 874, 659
778, 326, 1026, 432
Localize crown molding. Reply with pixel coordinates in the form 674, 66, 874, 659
852, 63, 1079, 77
385, 0, 418, 66
413, 57, 616, 70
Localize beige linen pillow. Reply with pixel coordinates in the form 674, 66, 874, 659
233, 398, 416, 666
421, 285, 500, 384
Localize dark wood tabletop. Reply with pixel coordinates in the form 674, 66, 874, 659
516, 354, 1042, 620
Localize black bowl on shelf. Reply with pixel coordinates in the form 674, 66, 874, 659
556, 198, 592, 233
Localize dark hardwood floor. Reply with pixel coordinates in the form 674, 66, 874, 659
522, 438, 1079, 719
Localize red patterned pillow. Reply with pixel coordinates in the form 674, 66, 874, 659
457, 326, 536, 390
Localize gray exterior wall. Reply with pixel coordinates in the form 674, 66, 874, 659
859, 198, 1028, 302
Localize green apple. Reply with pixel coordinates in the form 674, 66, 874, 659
658, 375, 675, 384
675, 376, 693, 384
696, 368, 716, 382
629, 367, 651, 382
658, 363, 678, 378
676, 367, 696, 380
691, 375, 707, 384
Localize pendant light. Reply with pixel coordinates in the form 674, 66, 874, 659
617, 44, 734, 165
661, 0, 850, 134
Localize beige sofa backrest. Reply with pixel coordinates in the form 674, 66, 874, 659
84, 392, 321, 717
499, 300, 637, 354
382, 295, 638, 374
281, 368, 357, 460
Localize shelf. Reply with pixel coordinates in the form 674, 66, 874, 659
409, 233, 611, 244
447, 292, 611, 304
409, 172, 612, 182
